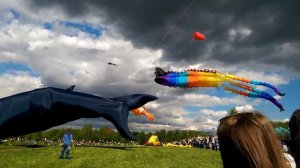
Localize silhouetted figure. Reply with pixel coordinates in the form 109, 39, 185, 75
289, 109, 300, 168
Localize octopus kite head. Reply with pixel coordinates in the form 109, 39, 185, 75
154, 67, 169, 86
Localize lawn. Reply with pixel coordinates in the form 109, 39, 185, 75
0, 145, 222, 168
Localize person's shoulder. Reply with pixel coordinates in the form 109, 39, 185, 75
284, 153, 296, 168
64, 132, 72, 136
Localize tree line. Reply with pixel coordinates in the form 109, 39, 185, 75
19, 124, 210, 145
18, 121, 289, 145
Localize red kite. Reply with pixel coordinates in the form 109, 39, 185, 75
194, 32, 206, 41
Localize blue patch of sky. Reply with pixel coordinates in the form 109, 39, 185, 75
59, 20, 106, 37
10, 9, 20, 19
262, 78, 299, 120
0, 62, 39, 77
0, 8, 20, 25
260, 78, 300, 120
42, 22, 54, 30
183, 105, 201, 112
191, 77, 300, 121
69, 70, 75, 76
41, 20, 107, 38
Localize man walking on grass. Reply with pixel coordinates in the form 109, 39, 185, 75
59, 128, 73, 159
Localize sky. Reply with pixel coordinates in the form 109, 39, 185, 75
0, 0, 299, 132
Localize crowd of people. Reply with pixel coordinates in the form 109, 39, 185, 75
192, 136, 219, 150
162, 136, 219, 150
0, 137, 138, 147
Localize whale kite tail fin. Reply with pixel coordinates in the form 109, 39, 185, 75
104, 94, 158, 140
107, 103, 136, 140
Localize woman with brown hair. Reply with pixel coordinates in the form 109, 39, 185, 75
217, 112, 291, 168
289, 109, 300, 167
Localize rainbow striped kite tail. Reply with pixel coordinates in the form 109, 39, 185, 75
272, 100, 285, 112
271, 99, 285, 112
251, 93, 285, 112
250, 80, 285, 96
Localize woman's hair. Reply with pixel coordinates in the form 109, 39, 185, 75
217, 112, 289, 168
289, 109, 300, 167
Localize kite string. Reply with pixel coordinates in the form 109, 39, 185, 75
156, 0, 194, 48
150, 0, 194, 70
175, 39, 194, 58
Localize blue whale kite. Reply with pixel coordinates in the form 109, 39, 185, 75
0, 86, 157, 140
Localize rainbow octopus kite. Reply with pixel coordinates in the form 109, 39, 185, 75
154, 67, 285, 111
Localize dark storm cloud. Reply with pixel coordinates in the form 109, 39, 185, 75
29, 0, 300, 71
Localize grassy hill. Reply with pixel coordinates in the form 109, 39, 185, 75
0, 145, 222, 168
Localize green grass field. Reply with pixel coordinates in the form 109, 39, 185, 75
0, 145, 222, 168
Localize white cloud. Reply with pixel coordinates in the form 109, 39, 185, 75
0, 51, 27, 63
234, 70, 288, 86
28, 34, 111, 51
0, 72, 42, 98
177, 93, 250, 107
283, 118, 289, 122
235, 104, 255, 113
229, 27, 252, 41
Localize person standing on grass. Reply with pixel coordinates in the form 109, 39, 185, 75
59, 128, 73, 159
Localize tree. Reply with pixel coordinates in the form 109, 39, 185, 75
81, 124, 94, 141
135, 131, 147, 144
271, 121, 289, 129
228, 107, 238, 116
271, 121, 290, 141
44, 129, 62, 140
156, 129, 167, 142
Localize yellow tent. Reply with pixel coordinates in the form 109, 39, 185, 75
145, 135, 160, 146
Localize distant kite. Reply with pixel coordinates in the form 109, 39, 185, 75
108, 62, 117, 67
0, 86, 158, 140
154, 67, 285, 111
194, 32, 206, 41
